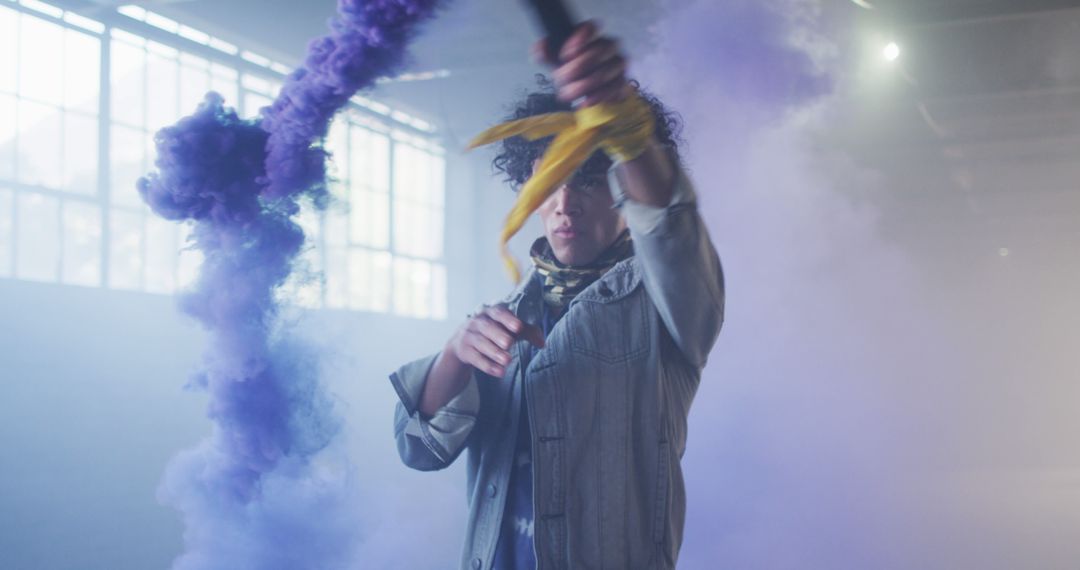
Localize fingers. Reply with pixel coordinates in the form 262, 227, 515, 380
461, 343, 507, 377
467, 304, 547, 366
532, 38, 557, 66
552, 38, 619, 87
556, 55, 627, 103
541, 21, 628, 107
486, 305, 545, 349
483, 304, 525, 335
473, 314, 516, 351
558, 20, 599, 62
534, 21, 598, 66
454, 303, 553, 381
473, 333, 512, 373
580, 75, 631, 107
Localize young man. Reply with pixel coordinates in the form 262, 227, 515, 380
389, 22, 724, 569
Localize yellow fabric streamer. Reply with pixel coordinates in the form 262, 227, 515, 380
468, 94, 656, 282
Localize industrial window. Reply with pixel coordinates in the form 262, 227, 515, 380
0, 0, 447, 319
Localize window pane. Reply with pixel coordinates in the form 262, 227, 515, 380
64, 28, 100, 114
0, 93, 14, 180
397, 145, 444, 207
179, 57, 210, 117
16, 192, 60, 282
350, 190, 388, 248
0, 7, 16, 94
63, 112, 98, 195
393, 144, 445, 260
145, 215, 176, 293
16, 99, 63, 189
351, 126, 389, 193
431, 262, 447, 320
410, 259, 431, 318
325, 205, 347, 247
423, 205, 444, 259
346, 249, 368, 310
348, 248, 390, 312
393, 257, 431, 318
19, 13, 64, 105
146, 51, 179, 130
110, 39, 145, 127
326, 117, 349, 180
109, 208, 143, 290
144, 131, 156, 189
243, 92, 272, 118
393, 143, 423, 203
392, 257, 410, 316
241, 74, 272, 94
0, 187, 12, 277
427, 153, 445, 208
61, 200, 101, 286
110, 124, 145, 206
325, 246, 347, 308
211, 63, 237, 82
209, 66, 238, 109
394, 201, 441, 259
393, 201, 410, 255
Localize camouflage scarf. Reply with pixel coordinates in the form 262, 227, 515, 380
529, 228, 634, 311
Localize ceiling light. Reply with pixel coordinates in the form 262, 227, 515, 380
884, 42, 900, 62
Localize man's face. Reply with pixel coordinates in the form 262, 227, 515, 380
534, 161, 627, 267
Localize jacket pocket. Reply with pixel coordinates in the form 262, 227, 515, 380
567, 291, 650, 365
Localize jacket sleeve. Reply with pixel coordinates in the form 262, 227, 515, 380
389, 352, 480, 471
609, 160, 725, 369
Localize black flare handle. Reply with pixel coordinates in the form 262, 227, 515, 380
522, 0, 579, 63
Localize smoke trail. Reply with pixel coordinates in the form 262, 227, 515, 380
631, 0, 947, 567
137, 1, 443, 567
633, 1, 1080, 568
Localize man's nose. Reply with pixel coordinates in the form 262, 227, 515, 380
552, 185, 582, 216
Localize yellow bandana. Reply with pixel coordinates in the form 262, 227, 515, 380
469, 94, 655, 282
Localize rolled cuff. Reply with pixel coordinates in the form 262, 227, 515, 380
608, 161, 697, 235
390, 352, 479, 467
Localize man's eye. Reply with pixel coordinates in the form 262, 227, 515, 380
574, 181, 602, 195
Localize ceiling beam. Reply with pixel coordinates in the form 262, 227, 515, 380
885, 0, 1080, 29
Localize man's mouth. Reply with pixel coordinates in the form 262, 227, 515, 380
553, 227, 578, 238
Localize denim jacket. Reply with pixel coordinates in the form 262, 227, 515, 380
390, 163, 724, 569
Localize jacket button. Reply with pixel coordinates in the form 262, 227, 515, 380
486, 483, 497, 498
598, 284, 613, 297
472, 558, 482, 569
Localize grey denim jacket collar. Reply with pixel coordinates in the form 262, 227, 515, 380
507, 256, 643, 317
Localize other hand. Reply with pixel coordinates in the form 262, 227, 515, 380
447, 303, 545, 377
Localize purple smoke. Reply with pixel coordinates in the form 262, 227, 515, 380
649, 0, 831, 111
629, 0, 1075, 567
137, 0, 442, 567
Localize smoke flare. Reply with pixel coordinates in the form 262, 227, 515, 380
136, 1, 443, 567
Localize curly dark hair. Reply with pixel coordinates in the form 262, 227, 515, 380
491, 75, 683, 192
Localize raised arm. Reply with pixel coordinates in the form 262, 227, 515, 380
612, 146, 725, 368
543, 21, 725, 367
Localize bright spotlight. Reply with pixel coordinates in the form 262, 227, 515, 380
884, 42, 900, 62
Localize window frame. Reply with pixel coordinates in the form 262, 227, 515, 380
0, 0, 448, 319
